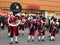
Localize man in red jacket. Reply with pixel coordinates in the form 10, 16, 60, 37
19, 16, 26, 35
50, 27, 56, 41
8, 14, 21, 44
37, 18, 42, 41
28, 17, 37, 42
8, 2, 22, 44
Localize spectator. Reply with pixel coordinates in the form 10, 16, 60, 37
0, 16, 5, 30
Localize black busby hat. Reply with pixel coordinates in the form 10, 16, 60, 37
10, 2, 22, 15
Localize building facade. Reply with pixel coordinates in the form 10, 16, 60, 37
0, 0, 60, 19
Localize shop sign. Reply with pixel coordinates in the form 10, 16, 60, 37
27, 4, 39, 10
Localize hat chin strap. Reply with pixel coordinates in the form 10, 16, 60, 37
8, 17, 20, 26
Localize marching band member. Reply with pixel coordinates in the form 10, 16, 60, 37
28, 16, 33, 31
37, 16, 46, 41
49, 19, 54, 37
19, 16, 26, 35
37, 17, 42, 41
50, 27, 56, 41
8, 2, 22, 44
28, 16, 37, 42
8, 14, 21, 44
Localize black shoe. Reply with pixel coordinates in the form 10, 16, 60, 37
9, 42, 13, 44
28, 40, 30, 42
42, 39, 45, 41
49, 39, 52, 41
48, 36, 50, 37
18, 33, 20, 35
49, 39, 51, 41
38, 40, 40, 42
15, 41, 19, 44
32, 40, 34, 42
52, 39, 55, 41
22, 34, 24, 36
